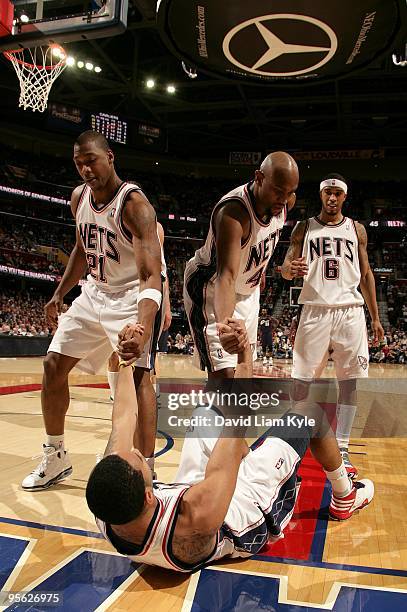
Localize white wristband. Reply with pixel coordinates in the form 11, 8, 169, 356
137, 288, 162, 308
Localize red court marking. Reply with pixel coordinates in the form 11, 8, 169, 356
0, 384, 42, 395
258, 450, 327, 560
76, 383, 109, 389
0, 383, 111, 394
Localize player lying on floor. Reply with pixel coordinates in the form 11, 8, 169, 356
86, 321, 374, 573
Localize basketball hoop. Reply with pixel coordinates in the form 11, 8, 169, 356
3, 44, 67, 112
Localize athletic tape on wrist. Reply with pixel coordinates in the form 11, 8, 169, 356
118, 358, 136, 370
320, 179, 347, 193
136, 288, 162, 307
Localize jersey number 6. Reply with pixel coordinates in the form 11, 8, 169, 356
324, 258, 340, 280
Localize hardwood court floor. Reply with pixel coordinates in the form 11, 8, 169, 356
0, 355, 406, 611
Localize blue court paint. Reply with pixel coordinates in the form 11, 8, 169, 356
5, 550, 139, 612
0, 517, 103, 539
191, 569, 407, 611
0, 535, 30, 590
155, 429, 174, 457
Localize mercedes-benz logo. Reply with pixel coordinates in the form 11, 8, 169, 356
223, 13, 337, 77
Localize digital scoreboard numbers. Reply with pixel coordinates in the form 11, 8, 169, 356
90, 112, 128, 144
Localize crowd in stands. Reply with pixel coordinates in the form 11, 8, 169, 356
369, 330, 407, 364
2, 144, 407, 224
387, 283, 407, 329
0, 214, 69, 275
0, 290, 53, 336
166, 331, 194, 355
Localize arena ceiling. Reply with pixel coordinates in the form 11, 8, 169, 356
0, 0, 406, 158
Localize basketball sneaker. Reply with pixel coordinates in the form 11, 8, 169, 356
329, 479, 374, 521
339, 447, 358, 479
267, 357, 273, 366
262, 357, 268, 367
22, 445, 72, 491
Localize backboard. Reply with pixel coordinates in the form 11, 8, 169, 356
0, 1, 128, 51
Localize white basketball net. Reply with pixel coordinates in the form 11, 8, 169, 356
4, 46, 67, 113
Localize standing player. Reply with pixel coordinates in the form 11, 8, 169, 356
183, 152, 298, 380
281, 173, 384, 477
22, 130, 163, 490
259, 308, 275, 366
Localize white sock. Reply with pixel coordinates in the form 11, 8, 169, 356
107, 371, 119, 400
336, 404, 357, 449
46, 434, 64, 450
325, 461, 352, 497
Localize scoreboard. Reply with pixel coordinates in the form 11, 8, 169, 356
90, 112, 128, 144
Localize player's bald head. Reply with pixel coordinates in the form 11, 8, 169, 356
254, 151, 299, 215
260, 152, 298, 182
75, 130, 110, 152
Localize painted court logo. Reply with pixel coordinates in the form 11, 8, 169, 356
358, 355, 368, 370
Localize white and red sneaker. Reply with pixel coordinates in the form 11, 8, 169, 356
339, 447, 358, 480
329, 479, 374, 521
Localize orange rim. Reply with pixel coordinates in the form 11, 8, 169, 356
3, 47, 66, 71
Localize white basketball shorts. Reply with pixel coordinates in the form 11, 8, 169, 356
183, 277, 259, 372
292, 304, 369, 381
48, 281, 163, 374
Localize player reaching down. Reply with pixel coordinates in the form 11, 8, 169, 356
183, 152, 298, 381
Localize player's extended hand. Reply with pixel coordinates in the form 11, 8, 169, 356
288, 257, 308, 278
117, 323, 145, 363
44, 292, 64, 330
217, 318, 249, 354
372, 319, 385, 343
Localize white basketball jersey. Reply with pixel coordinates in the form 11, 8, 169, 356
299, 216, 364, 307
96, 473, 272, 572
187, 182, 286, 296
76, 182, 166, 292
96, 482, 242, 572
